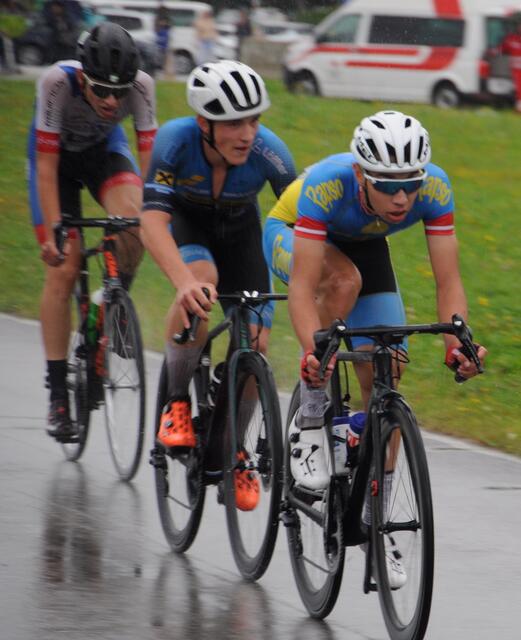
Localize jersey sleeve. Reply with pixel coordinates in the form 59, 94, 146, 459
257, 127, 296, 198
34, 65, 69, 154
129, 71, 158, 153
142, 119, 187, 214
294, 162, 347, 241
417, 166, 455, 236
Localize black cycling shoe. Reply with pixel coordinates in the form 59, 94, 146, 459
47, 400, 79, 443
88, 374, 105, 410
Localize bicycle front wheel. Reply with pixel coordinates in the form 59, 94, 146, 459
371, 398, 434, 640
153, 360, 206, 552
224, 351, 283, 581
103, 290, 146, 481
283, 383, 345, 619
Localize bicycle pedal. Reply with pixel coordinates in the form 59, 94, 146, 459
149, 447, 167, 470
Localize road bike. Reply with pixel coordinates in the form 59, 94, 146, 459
280, 314, 482, 639
54, 216, 146, 481
150, 291, 285, 581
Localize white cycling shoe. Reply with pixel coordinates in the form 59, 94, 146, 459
384, 534, 407, 590
288, 414, 329, 490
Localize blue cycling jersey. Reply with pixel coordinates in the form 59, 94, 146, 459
143, 117, 296, 219
295, 152, 455, 242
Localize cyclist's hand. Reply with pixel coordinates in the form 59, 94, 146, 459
40, 239, 68, 266
301, 349, 336, 388
445, 342, 487, 381
177, 282, 217, 327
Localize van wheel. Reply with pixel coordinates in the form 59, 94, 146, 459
174, 52, 195, 76
17, 44, 44, 66
289, 72, 319, 96
432, 82, 460, 108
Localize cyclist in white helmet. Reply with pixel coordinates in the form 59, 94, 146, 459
264, 109, 487, 484
140, 61, 296, 509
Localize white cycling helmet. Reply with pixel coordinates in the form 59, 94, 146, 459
350, 110, 431, 173
187, 60, 271, 121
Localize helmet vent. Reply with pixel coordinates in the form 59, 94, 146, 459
193, 78, 205, 87
418, 137, 424, 159
403, 141, 411, 163
405, 118, 412, 127
367, 139, 379, 159
110, 48, 121, 76
204, 99, 225, 116
371, 119, 385, 129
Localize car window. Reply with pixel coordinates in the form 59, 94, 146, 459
318, 14, 360, 44
103, 15, 142, 31
486, 16, 513, 48
369, 16, 464, 47
168, 9, 195, 27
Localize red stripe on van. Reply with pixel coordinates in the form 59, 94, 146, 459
433, 0, 462, 18
347, 47, 458, 71
309, 45, 419, 57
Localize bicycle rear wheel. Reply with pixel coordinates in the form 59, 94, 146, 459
103, 290, 146, 481
283, 384, 345, 619
153, 360, 206, 552
61, 300, 91, 461
371, 398, 434, 640
224, 351, 283, 581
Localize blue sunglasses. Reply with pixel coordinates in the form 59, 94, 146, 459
363, 170, 427, 195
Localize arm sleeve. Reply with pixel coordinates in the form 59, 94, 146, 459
129, 71, 158, 152
418, 167, 455, 236
34, 66, 69, 153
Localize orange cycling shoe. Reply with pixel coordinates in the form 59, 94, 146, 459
234, 452, 260, 511
157, 397, 196, 448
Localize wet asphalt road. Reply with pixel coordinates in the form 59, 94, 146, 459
1, 313, 521, 640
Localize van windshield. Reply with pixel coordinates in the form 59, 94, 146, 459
369, 16, 464, 47
486, 16, 514, 48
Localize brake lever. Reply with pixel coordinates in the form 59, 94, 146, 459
450, 314, 483, 383
172, 287, 210, 345
53, 222, 68, 259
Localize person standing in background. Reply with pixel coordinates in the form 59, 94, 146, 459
194, 8, 217, 64
236, 8, 252, 61
500, 18, 521, 112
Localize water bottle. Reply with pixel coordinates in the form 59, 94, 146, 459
86, 288, 104, 346
208, 361, 225, 406
331, 413, 349, 472
346, 411, 366, 467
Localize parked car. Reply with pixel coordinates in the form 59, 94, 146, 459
255, 20, 313, 45
14, 0, 84, 66
86, 0, 235, 74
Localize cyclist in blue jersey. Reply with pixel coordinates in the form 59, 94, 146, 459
28, 22, 158, 442
140, 61, 296, 509
263, 110, 487, 485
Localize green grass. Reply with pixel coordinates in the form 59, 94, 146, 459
1, 77, 520, 456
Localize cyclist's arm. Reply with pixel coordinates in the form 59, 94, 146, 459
137, 148, 153, 182
37, 150, 63, 264
140, 210, 216, 323
427, 234, 487, 377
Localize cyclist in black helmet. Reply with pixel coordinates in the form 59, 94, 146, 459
27, 22, 158, 442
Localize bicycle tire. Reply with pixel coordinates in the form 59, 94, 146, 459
283, 383, 345, 619
103, 289, 146, 481
153, 360, 206, 552
61, 295, 91, 461
371, 397, 434, 640
224, 351, 283, 581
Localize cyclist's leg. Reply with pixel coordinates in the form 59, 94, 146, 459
29, 140, 83, 435
158, 211, 217, 448
337, 237, 408, 407
87, 127, 144, 286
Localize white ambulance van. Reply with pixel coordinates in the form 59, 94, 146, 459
283, 0, 521, 107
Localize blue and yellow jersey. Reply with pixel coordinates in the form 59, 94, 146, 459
267, 152, 455, 241
143, 117, 296, 217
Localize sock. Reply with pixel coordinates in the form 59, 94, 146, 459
165, 342, 202, 399
298, 379, 327, 428
47, 360, 68, 402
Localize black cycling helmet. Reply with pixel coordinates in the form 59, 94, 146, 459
78, 22, 139, 85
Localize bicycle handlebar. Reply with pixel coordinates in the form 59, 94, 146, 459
172, 290, 287, 345
53, 216, 140, 257
313, 314, 483, 383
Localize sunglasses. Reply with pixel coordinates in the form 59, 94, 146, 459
84, 74, 132, 99
363, 170, 427, 195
